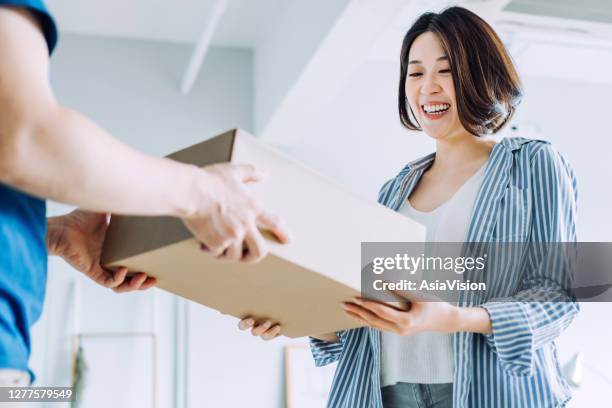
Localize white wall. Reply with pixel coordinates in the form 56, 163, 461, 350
254, 0, 350, 133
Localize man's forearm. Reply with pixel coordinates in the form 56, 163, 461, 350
45, 215, 65, 256
1, 5, 287, 263
0, 7, 208, 217
1, 104, 209, 217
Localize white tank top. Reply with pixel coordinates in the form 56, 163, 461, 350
380, 160, 487, 386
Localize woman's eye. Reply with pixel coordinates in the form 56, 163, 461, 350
439, 69, 451, 74
408, 72, 422, 77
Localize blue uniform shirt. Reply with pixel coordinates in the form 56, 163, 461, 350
0, 0, 57, 380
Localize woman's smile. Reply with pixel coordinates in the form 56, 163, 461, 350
420, 101, 451, 121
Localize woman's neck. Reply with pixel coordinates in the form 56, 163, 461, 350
430, 132, 494, 174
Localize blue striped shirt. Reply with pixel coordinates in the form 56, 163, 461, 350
310, 137, 579, 407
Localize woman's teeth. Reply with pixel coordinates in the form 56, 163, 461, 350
422, 104, 450, 114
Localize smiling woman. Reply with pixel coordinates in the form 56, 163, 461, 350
307, 5, 579, 408
398, 10, 522, 138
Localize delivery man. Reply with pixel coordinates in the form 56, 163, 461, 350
0, 1, 291, 386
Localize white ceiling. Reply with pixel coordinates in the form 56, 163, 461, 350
47, 0, 288, 47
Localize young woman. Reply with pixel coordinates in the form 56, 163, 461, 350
240, 6, 578, 408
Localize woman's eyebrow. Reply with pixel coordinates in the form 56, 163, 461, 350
408, 56, 449, 65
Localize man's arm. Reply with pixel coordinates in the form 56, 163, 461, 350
0, 6, 290, 260
0, 6, 204, 217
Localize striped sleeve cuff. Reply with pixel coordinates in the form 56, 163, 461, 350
480, 302, 535, 376
308, 331, 346, 367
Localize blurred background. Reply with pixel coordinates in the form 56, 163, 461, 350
34, 0, 612, 406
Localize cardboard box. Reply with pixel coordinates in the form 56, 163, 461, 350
101, 129, 425, 337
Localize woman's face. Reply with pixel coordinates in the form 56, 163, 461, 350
405, 32, 465, 140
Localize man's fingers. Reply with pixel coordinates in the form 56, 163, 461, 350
107, 266, 128, 288
133, 272, 148, 285
218, 241, 243, 262
257, 211, 292, 244
113, 277, 139, 293
185, 217, 229, 256
111, 271, 155, 293
231, 164, 266, 183
138, 276, 158, 290
242, 227, 267, 263
206, 218, 234, 256
208, 242, 231, 257
112, 281, 133, 293
200, 217, 230, 255
225, 240, 243, 261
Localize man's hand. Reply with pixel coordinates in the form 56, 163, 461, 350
47, 210, 157, 293
183, 163, 292, 263
0, 7, 294, 251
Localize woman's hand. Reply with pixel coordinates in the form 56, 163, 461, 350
238, 317, 282, 340
343, 291, 492, 336
47, 210, 157, 293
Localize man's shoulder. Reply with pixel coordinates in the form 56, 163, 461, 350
0, 0, 58, 54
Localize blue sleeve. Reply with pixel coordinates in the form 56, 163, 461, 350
309, 332, 347, 367
481, 143, 580, 376
0, 0, 58, 54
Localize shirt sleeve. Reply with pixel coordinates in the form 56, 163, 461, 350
309, 331, 348, 367
481, 142, 580, 377
0, 0, 58, 54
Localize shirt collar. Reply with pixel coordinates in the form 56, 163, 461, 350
400, 136, 536, 175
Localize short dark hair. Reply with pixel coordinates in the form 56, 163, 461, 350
399, 6, 522, 136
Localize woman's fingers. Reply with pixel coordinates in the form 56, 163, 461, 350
343, 302, 401, 334
351, 297, 403, 321
251, 319, 273, 336
238, 318, 281, 340
238, 317, 255, 330
261, 325, 281, 340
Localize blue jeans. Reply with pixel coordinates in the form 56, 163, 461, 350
381, 383, 453, 408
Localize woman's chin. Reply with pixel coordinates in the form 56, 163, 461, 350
422, 123, 467, 141
423, 127, 450, 140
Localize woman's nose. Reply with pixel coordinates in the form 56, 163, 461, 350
421, 73, 441, 95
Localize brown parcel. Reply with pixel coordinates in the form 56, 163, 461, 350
101, 129, 425, 338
